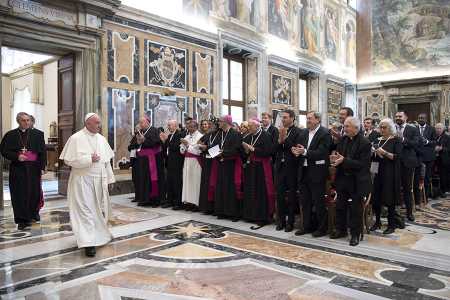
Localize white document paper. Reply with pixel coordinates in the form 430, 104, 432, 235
208, 145, 221, 158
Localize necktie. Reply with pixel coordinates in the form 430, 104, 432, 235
397, 125, 403, 138
420, 126, 424, 136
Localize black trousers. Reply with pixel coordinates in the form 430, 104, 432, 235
276, 165, 297, 226
300, 168, 327, 232
423, 161, 434, 198
166, 167, 183, 207
401, 165, 414, 215
335, 188, 363, 236
373, 203, 396, 229
438, 161, 450, 194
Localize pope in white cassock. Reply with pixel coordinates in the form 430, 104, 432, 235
180, 120, 203, 210
59, 113, 115, 257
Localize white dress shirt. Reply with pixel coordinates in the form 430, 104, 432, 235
303, 125, 320, 166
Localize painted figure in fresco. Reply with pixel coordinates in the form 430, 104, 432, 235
183, 0, 211, 17
324, 7, 338, 60
301, 0, 320, 55
346, 22, 356, 67
268, 0, 290, 40
272, 75, 292, 105
212, 0, 230, 18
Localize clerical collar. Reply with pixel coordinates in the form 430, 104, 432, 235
18, 128, 27, 133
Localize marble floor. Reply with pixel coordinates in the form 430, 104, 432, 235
1, 194, 450, 300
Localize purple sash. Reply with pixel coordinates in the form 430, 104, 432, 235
137, 147, 161, 198
20, 151, 38, 161
208, 155, 243, 202
185, 152, 203, 168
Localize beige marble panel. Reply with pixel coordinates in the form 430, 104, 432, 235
206, 232, 403, 284
112, 32, 135, 83
366, 230, 423, 249
0, 234, 166, 288
153, 243, 234, 259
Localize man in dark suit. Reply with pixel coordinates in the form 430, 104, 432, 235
417, 113, 437, 199
363, 117, 380, 143
435, 123, 450, 197
261, 112, 279, 162
330, 107, 354, 145
292, 111, 332, 237
275, 109, 303, 232
395, 111, 420, 221
330, 117, 371, 246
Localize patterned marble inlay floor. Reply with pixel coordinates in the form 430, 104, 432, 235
0, 195, 449, 300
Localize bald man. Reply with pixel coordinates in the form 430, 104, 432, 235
59, 113, 115, 257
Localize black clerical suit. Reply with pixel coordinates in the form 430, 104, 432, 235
128, 134, 139, 200
1, 128, 46, 225
296, 126, 332, 235
275, 125, 303, 230
417, 124, 437, 198
436, 133, 450, 195
263, 124, 279, 162
164, 130, 185, 208
214, 128, 243, 219
397, 124, 420, 218
334, 133, 372, 239
133, 126, 166, 206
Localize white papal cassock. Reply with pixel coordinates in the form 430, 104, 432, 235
59, 127, 115, 248
181, 130, 203, 206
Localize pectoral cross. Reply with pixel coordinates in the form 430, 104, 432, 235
21, 147, 27, 153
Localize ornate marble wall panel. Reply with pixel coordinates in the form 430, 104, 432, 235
193, 52, 213, 94
246, 57, 258, 119
194, 97, 212, 122
107, 88, 140, 169
271, 73, 292, 105
107, 31, 139, 84
146, 40, 188, 90
268, 64, 298, 115
327, 83, 344, 125
144, 93, 188, 129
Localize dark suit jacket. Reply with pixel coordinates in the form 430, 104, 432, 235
335, 133, 372, 197
265, 124, 279, 159
400, 124, 420, 168
365, 130, 381, 144
164, 130, 185, 171
275, 126, 303, 175
418, 124, 437, 162
437, 133, 450, 166
296, 126, 332, 183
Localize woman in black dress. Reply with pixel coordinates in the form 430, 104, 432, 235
370, 118, 404, 234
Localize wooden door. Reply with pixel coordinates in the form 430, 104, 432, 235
57, 55, 75, 195
397, 103, 430, 123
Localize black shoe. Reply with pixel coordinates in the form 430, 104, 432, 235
172, 206, 182, 211
84, 247, 96, 257
383, 227, 395, 235
393, 215, 405, 229
276, 223, 285, 231
185, 205, 193, 211
407, 214, 415, 222
284, 224, 293, 232
137, 202, 151, 207
370, 222, 381, 232
131, 198, 137, 202
294, 229, 308, 236
17, 223, 31, 231
231, 217, 239, 222
151, 203, 159, 208
312, 230, 327, 238
161, 203, 171, 208
191, 206, 199, 212
33, 213, 40, 222
349, 235, 359, 246
330, 231, 348, 239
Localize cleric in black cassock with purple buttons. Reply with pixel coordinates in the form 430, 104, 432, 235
0, 112, 46, 230
242, 119, 275, 229
213, 115, 243, 221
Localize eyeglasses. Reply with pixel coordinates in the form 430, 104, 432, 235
379, 125, 387, 129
